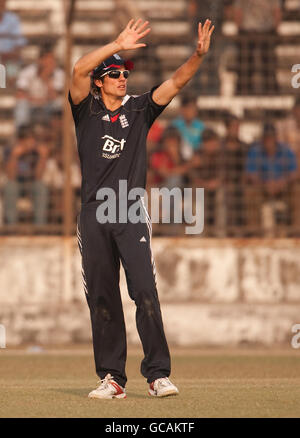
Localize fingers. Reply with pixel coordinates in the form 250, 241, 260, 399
203, 19, 211, 32
128, 18, 150, 34
198, 19, 214, 37
137, 27, 151, 39
198, 22, 202, 37
137, 20, 149, 33
127, 19, 134, 29
132, 18, 142, 30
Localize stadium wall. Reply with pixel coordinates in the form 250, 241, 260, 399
0, 237, 299, 347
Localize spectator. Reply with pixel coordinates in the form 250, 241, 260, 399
147, 119, 164, 154
146, 120, 165, 191
42, 146, 81, 191
0, 0, 26, 86
171, 96, 205, 160
150, 127, 188, 189
3, 125, 49, 224
190, 129, 226, 236
276, 97, 300, 174
148, 128, 190, 234
233, 0, 281, 95
245, 123, 298, 236
42, 145, 81, 223
222, 114, 248, 233
15, 44, 64, 128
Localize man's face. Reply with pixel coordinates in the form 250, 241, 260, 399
95, 68, 128, 98
227, 119, 240, 138
164, 136, 180, 157
181, 102, 197, 123
39, 52, 56, 73
203, 138, 220, 154
263, 134, 276, 154
21, 136, 36, 153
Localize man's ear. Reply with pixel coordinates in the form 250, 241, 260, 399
94, 78, 103, 88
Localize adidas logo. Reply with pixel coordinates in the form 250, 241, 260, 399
102, 114, 110, 121
140, 236, 147, 242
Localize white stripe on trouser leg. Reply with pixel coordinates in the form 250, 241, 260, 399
76, 223, 82, 252
77, 221, 88, 295
140, 197, 157, 284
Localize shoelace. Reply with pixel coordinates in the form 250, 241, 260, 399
156, 377, 171, 388
97, 374, 115, 390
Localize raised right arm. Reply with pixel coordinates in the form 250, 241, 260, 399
70, 41, 122, 104
70, 19, 151, 104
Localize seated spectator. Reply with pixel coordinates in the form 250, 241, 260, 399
0, 0, 26, 86
148, 128, 190, 232
171, 96, 205, 160
3, 125, 49, 225
190, 129, 226, 236
245, 123, 298, 236
42, 145, 81, 223
222, 114, 248, 233
150, 127, 188, 189
147, 119, 164, 157
276, 97, 300, 176
42, 146, 81, 191
15, 44, 64, 129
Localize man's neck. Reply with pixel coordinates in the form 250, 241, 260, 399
101, 93, 123, 112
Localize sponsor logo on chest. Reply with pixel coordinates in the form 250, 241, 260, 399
101, 135, 126, 159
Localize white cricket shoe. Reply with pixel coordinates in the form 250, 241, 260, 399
88, 374, 126, 399
148, 377, 179, 397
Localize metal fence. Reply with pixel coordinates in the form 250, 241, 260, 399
0, 26, 299, 237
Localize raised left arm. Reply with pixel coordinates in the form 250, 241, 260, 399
152, 19, 214, 106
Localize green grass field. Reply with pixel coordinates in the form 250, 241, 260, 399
1, 346, 300, 418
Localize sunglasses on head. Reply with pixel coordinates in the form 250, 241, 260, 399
100, 70, 130, 79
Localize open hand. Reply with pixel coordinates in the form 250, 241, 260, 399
196, 19, 214, 57
116, 19, 151, 51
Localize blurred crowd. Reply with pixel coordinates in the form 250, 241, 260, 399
0, 0, 299, 236
146, 95, 300, 237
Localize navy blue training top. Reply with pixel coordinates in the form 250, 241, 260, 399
68, 88, 169, 206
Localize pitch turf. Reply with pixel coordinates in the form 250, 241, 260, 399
0, 346, 300, 418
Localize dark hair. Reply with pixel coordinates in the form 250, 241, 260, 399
90, 74, 103, 98
202, 128, 219, 142
181, 95, 197, 107
17, 125, 34, 140
39, 43, 54, 58
161, 127, 182, 144
224, 113, 240, 128
263, 122, 276, 137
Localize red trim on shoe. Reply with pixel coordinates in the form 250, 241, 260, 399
110, 381, 125, 396
150, 382, 155, 391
